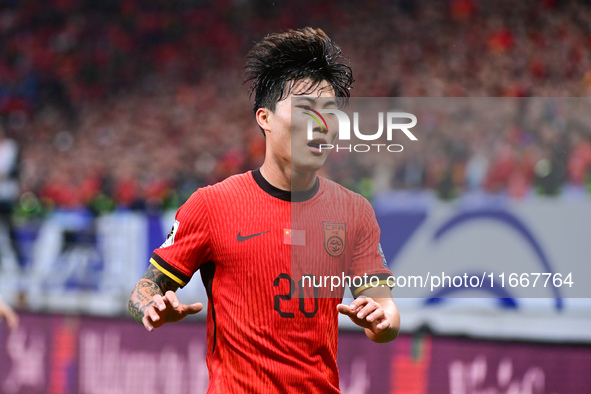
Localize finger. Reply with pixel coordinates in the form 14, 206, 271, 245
336, 304, 354, 315
375, 318, 391, 332
142, 315, 154, 332
186, 302, 204, 315
164, 291, 180, 309
356, 301, 379, 319
365, 307, 385, 323
337, 303, 360, 316
145, 304, 161, 322
152, 294, 166, 311
349, 297, 369, 312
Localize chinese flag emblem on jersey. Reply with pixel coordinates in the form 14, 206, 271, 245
284, 229, 305, 245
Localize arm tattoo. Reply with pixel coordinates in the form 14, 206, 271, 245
128, 264, 181, 324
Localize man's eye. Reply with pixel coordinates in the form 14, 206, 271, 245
299, 105, 312, 110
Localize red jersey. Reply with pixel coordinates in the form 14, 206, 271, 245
151, 169, 392, 393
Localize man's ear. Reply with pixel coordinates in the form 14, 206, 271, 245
256, 107, 272, 136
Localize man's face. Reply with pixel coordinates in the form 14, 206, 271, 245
265, 78, 339, 174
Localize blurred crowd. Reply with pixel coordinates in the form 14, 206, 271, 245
1, 0, 591, 213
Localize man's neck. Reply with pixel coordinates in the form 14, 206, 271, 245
259, 162, 317, 192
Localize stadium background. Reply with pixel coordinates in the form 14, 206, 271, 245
1, 0, 591, 392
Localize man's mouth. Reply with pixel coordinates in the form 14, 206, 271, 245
307, 137, 328, 154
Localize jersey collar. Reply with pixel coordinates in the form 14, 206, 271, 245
251, 168, 319, 202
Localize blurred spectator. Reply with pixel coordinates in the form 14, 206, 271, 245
0, 0, 588, 207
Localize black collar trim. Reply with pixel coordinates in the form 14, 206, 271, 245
251, 169, 319, 202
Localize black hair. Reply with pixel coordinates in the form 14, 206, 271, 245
244, 27, 354, 132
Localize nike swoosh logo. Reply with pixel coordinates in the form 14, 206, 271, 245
237, 231, 269, 242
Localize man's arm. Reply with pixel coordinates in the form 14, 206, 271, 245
128, 264, 203, 332
337, 285, 400, 343
0, 297, 18, 331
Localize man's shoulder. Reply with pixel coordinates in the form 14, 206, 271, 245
190, 171, 256, 202
318, 176, 371, 207
208, 171, 254, 191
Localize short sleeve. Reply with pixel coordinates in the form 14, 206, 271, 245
151, 189, 213, 287
347, 198, 393, 296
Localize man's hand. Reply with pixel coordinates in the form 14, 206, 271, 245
337, 297, 390, 331
142, 290, 203, 332
337, 287, 400, 343
129, 263, 203, 331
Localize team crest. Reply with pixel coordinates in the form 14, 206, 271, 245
323, 222, 346, 257
161, 220, 180, 248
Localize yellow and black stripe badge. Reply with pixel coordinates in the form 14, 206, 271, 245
323, 222, 345, 257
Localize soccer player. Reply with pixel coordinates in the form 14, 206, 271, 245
129, 27, 400, 393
